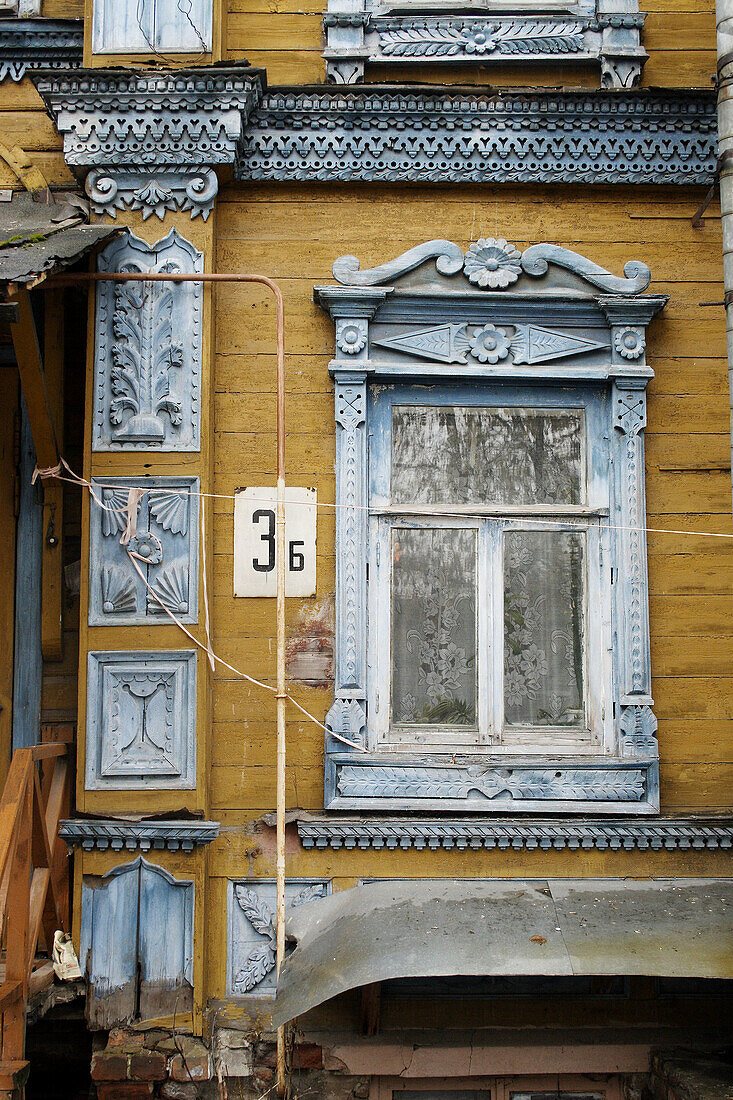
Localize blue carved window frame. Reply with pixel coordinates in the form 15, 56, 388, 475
315, 239, 667, 816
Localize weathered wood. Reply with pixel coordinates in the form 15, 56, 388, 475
12, 405, 43, 755
10, 290, 58, 470
360, 982, 381, 1036
40, 293, 64, 663
0, 369, 17, 792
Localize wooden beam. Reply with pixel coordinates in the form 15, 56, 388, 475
0, 305, 19, 325
0, 369, 17, 788
9, 287, 58, 472
40, 291, 64, 662
359, 982, 382, 1036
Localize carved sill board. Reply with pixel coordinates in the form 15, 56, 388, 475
298, 816, 733, 851
60, 818, 219, 852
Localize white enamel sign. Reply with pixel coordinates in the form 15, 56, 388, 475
234, 487, 317, 598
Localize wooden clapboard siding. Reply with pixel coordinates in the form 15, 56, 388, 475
209, 181, 732, 858
0, 79, 73, 191
223, 0, 716, 87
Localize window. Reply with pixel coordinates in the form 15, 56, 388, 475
92, 0, 213, 54
317, 238, 665, 815
322, 0, 646, 88
371, 396, 610, 754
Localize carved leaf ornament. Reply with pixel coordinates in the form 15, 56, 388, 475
233, 886, 276, 993
378, 20, 585, 58
333, 239, 651, 295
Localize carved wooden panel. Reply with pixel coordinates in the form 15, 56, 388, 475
93, 229, 203, 452
85, 650, 197, 790
226, 880, 329, 995
80, 858, 194, 1028
88, 476, 199, 626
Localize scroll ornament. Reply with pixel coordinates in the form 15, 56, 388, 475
333, 238, 652, 295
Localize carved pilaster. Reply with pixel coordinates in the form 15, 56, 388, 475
613, 380, 657, 759
327, 373, 368, 746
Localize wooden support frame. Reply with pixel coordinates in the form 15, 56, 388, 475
9, 288, 58, 473
0, 742, 71, 1099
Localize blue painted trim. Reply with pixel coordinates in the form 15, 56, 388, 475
60, 819, 219, 852
0, 19, 82, 83
298, 815, 733, 850
12, 396, 42, 750
240, 90, 716, 185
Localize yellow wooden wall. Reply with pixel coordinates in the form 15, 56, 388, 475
201, 181, 733, 1008
222, 0, 717, 87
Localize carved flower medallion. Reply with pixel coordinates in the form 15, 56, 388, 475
460, 23, 496, 54
463, 238, 523, 289
128, 532, 163, 565
468, 324, 511, 363
337, 322, 367, 355
613, 326, 645, 360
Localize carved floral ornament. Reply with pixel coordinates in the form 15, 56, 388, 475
332, 238, 653, 295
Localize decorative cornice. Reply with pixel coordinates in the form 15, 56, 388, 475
298, 816, 733, 851
238, 90, 717, 186
60, 818, 220, 852
0, 19, 82, 83
34, 65, 265, 220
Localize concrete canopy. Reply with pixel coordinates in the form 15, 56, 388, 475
272, 878, 733, 1026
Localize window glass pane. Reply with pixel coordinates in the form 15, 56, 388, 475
504, 530, 585, 729
391, 528, 477, 727
392, 406, 583, 506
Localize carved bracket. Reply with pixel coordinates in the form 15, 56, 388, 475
34, 65, 264, 220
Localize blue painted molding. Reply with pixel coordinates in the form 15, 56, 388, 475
89, 476, 200, 624
239, 90, 716, 185
227, 880, 330, 995
316, 239, 665, 814
34, 65, 264, 220
85, 650, 197, 791
0, 19, 82, 83
93, 231, 203, 451
297, 816, 733, 851
60, 818, 219, 852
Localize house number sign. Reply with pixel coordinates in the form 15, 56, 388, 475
233, 487, 317, 597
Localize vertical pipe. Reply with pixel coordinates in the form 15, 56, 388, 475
273, 286, 288, 1099
716, 0, 733, 508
